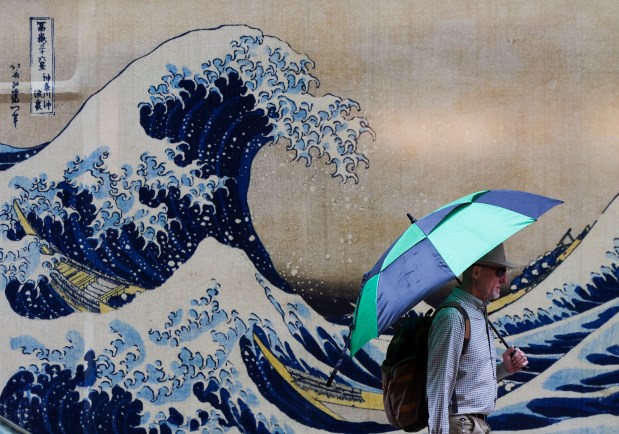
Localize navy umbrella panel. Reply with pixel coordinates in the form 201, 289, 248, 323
375, 237, 452, 333
350, 189, 563, 356
414, 190, 561, 234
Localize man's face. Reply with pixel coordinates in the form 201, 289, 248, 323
473, 264, 507, 301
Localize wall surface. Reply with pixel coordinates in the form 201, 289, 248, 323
0, 1, 618, 433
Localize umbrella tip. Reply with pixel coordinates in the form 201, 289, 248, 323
407, 213, 417, 224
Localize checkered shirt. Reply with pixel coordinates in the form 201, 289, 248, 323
426, 288, 511, 434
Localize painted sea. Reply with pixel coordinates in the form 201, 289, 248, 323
0, 25, 617, 433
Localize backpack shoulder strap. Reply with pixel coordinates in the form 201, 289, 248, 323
436, 302, 471, 353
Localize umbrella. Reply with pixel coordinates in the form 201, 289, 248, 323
348, 189, 562, 357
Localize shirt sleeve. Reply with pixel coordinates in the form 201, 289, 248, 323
497, 362, 510, 382
426, 308, 466, 434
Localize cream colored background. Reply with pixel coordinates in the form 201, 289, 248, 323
1, 0, 618, 306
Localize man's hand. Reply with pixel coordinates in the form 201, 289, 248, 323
503, 346, 528, 374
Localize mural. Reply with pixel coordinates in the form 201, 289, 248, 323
1, 5, 618, 434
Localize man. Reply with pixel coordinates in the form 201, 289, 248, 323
426, 243, 529, 434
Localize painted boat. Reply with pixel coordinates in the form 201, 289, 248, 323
488, 232, 586, 315
253, 334, 387, 424
13, 200, 144, 313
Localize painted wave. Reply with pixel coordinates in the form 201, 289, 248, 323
0, 25, 383, 434
0, 143, 47, 172
0, 25, 373, 320
0, 238, 386, 433
491, 295, 619, 432
486, 195, 619, 431
494, 242, 619, 337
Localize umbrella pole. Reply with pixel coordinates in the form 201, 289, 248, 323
487, 315, 529, 371
488, 320, 510, 349
453, 282, 516, 355
326, 271, 370, 387
325, 325, 351, 387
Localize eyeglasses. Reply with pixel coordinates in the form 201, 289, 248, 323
474, 264, 507, 278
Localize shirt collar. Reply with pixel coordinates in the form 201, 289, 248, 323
452, 287, 489, 310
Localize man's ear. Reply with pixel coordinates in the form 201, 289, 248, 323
471, 265, 481, 280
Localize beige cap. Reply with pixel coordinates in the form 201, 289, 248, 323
476, 243, 516, 268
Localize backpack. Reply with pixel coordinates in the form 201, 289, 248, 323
381, 302, 471, 432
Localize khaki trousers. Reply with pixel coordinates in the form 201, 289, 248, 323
448, 414, 491, 434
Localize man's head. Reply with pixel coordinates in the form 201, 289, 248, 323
461, 243, 514, 302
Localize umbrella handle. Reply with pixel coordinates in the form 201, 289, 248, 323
488, 320, 529, 371
326, 325, 352, 387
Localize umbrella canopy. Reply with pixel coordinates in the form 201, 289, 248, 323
349, 189, 562, 356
